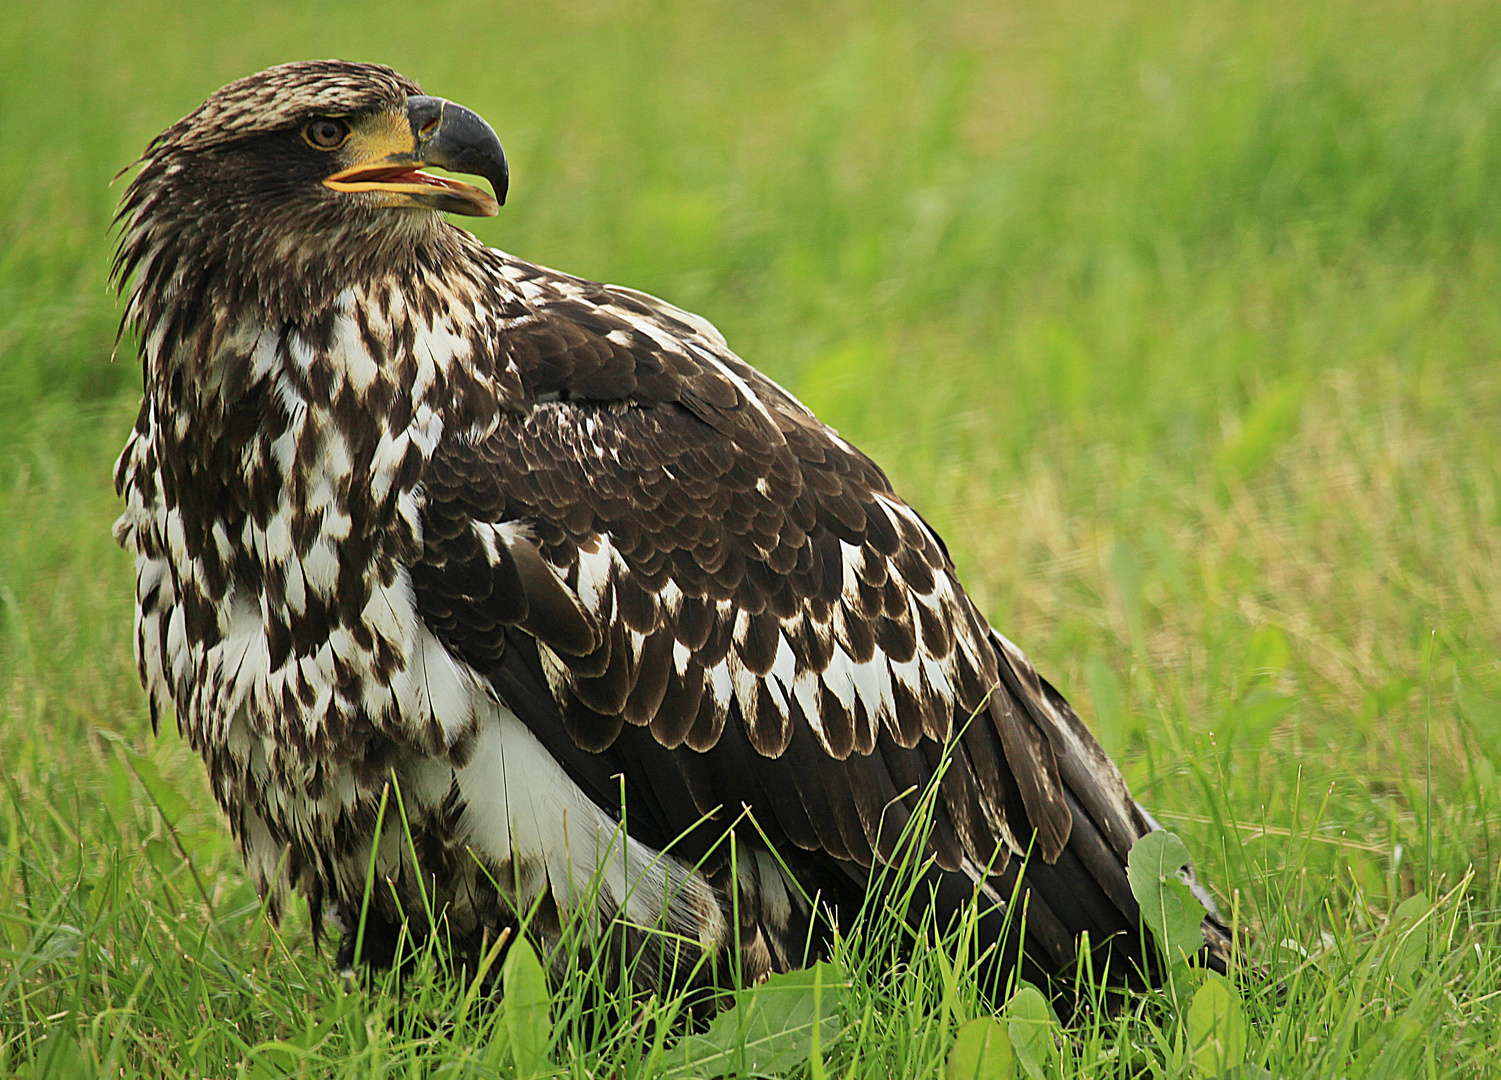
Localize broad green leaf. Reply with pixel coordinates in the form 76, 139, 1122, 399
946, 1018, 1014, 1080
103, 755, 135, 832
665, 960, 847, 1078
1188, 972, 1247, 1077
502, 937, 552, 1078
125, 752, 192, 828
31, 1029, 84, 1080
1127, 830, 1208, 963
1006, 984, 1059, 1080
1393, 893, 1431, 923
142, 836, 179, 878
1373, 894, 1432, 990
482, 1019, 512, 1073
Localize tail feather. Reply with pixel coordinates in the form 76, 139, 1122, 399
916, 652, 1236, 1004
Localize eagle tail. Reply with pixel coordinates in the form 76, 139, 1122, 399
969, 665, 1232, 1006
871, 642, 1234, 1010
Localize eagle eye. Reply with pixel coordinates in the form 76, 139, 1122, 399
303, 118, 350, 150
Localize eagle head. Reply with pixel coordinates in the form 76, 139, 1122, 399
113, 60, 509, 340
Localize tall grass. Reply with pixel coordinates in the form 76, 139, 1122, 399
3, 0, 1500, 1074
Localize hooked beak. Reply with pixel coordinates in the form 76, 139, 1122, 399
323, 95, 508, 217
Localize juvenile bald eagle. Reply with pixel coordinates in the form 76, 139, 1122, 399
113, 60, 1226, 1001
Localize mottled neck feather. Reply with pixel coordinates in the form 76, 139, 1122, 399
112, 150, 486, 398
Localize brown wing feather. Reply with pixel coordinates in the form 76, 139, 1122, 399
413, 262, 1080, 881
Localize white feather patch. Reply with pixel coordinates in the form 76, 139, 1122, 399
456, 699, 725, 948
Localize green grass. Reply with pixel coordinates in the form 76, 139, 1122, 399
4, 0, 1501, 1074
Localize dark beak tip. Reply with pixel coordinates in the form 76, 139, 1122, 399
408, 94, 510, 209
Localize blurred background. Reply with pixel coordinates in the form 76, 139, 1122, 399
2, 0, 1500, 1062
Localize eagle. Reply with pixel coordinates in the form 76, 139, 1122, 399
113, 60, 1228, 1004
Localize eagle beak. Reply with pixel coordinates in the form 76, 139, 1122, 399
323, 95, 508, 216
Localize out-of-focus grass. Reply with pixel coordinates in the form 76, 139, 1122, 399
3, 0, 1500, 1075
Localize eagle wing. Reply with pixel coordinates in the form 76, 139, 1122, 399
411, 257, 1153, 907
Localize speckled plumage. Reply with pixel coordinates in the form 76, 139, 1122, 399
113, 60, 1227, 1002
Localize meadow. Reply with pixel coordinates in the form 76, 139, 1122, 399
3, 0, 1500, 1075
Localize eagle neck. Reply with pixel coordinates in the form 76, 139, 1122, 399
128, 223, 531, 624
